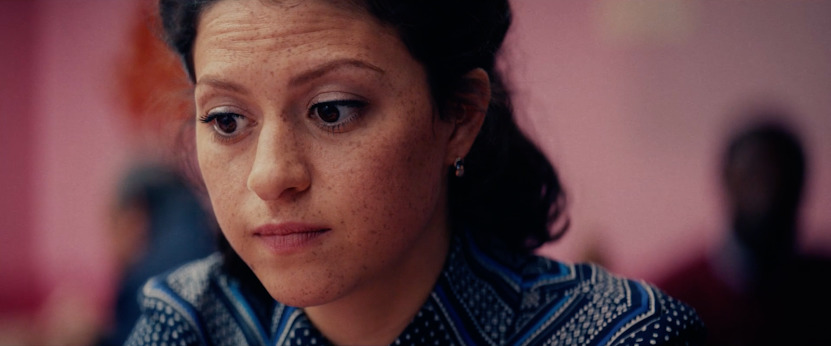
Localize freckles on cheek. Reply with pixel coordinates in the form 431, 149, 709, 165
198, 155, 226, 200
197, 147, 247, 227
367, 139, 432, 215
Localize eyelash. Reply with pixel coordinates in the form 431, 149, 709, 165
308, 100, 367, 134
198, 112, 230, 123
198, 112, 250, 144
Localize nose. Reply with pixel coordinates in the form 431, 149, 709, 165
246, 121, 311, 201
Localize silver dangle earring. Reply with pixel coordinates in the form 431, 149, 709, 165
454, 157, 465, 177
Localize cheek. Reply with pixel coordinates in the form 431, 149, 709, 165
195, 134, 249, 227
333, 119, 446, 232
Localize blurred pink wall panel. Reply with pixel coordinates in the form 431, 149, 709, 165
0, 0, 43, 314
31, 0, 136, 315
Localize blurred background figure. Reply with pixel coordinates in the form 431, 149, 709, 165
94, 161, 216, 346
656, 108, 831, 345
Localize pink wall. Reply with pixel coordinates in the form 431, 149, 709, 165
32, 0, 139, 315
0, 0, 42, 314
511, 1, 831, 281
0, 0, 137, 321
1, 0, 830, 322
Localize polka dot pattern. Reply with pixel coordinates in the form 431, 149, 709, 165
613, 286, 705, 346
442, 246, 514, 345
279, 314, 329, 346
393, 298, 458, 345
200, 289, 247, 344
125, 297, 200, 346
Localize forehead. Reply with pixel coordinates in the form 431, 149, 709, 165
190, 0, 419, 90
200, 0, 369, 27
194, 0, 396, 67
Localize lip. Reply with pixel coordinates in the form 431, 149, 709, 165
253, 222, 330, 254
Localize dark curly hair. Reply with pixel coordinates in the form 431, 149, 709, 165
159, 0, 568, 258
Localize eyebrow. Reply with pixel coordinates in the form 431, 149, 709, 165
289, 58, 385, 87
195, 77, 249, 95
195, 59, 385, 94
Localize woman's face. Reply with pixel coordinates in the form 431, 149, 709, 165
193, 0, 459, 307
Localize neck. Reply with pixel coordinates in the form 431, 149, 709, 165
303, 228, 450, 345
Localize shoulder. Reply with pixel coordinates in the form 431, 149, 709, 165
518, 258, 706, 345
126, 253, 254, 346
446, 240, 705, 345
145, 252, 226, 305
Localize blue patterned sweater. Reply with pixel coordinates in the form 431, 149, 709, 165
126, 236, 705, 345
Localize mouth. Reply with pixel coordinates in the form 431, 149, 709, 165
253, 222, 331, 254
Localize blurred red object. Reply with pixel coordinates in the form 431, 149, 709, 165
115, 0, 193, 150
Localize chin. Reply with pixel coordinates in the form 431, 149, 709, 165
256, 268, 350, 308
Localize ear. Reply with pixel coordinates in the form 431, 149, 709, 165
445, 68, 490, 165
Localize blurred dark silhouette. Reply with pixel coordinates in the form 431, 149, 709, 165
95, 161, 217, 346
656, 109, 831, 345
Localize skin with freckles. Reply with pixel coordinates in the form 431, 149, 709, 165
192, 0, 487, 344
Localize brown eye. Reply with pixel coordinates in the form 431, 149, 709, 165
199, 112, 250, 138
310, 100, 366, 123
215, 113, 238, 134
316, 103, 341, 123
308, 100, 367, 134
